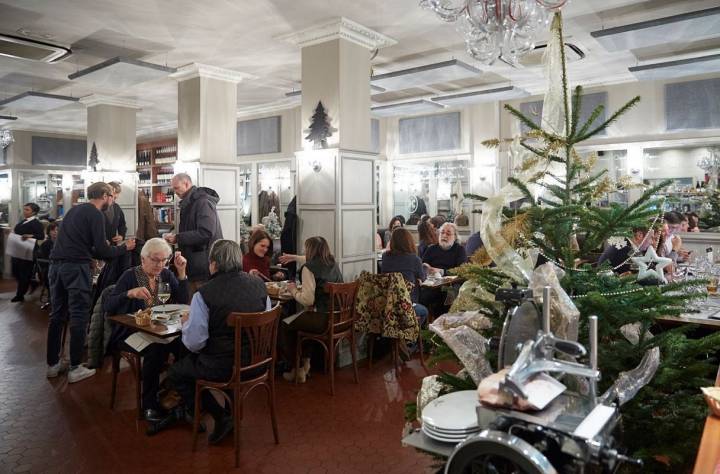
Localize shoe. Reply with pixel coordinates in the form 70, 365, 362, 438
302, 357, 311, 376
11, 296, 24, 303
144, 408, 166, 422
46, 360, 70, 378
40, 302, 50, 310
67, 365, 96, 383
282, 366, 308, 383
208, 415, 234, 445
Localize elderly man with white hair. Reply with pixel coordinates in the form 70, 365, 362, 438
422, 222, 467, 275
420, 222, 468, 317
104, 237, 190, 422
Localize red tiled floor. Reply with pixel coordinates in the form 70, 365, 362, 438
0, 279, 437, 473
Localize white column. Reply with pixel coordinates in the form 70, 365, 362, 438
280, 17, 395, 279
170, 64, 250, 242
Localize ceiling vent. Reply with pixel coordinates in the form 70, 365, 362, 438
0, 33, 71, 63
501, 43, 584, 68
591, 7, 720, 52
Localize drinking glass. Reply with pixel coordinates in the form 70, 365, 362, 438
157, 280, 171, 312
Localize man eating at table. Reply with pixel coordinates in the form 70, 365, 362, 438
103, 238, 190, 421
420, 222, 467, 317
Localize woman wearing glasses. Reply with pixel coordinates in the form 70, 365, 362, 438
103, 237, 190, 422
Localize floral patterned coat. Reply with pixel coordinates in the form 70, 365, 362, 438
353, 271, 419, 342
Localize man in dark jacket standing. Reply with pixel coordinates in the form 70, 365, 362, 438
164, 173, 222, 287
47, 182, 136, 383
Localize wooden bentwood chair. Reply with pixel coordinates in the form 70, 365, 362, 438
191, 305, 282, 468
295, 281, 360, 396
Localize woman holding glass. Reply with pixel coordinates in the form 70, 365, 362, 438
103, 237, 190, 421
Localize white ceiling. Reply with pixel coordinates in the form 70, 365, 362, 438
0, 0, 718, 136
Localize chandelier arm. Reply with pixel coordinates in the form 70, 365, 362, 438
535, 0, 568, 9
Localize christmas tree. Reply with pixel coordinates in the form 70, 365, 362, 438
88, 142, 100, 171
262, 206, 282, 240
413, 13, 720, 471
305, 101, 337, 149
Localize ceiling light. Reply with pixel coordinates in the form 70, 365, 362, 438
1, 129, 14, 149
68, 57, 176, 88
0, 91, 79, 111
0, 114, 18, 123
0, 33, 71, 63
591, 7, 720, 52
371, 99, 445, 117
420, 0, 568, 64
629, 53, 720, 81
433, 86, 528, 106
371, 59, 481, 91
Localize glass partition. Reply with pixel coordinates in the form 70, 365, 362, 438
392, 159, 471, 225
257, 160, 295, 224
0, 172, 9, 225
239, 164, 252, 226
587, 149, 629, 207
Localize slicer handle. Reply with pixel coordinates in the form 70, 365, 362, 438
554, 339, 586, 357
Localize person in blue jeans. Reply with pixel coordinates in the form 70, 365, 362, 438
46, 182, 136, 384
380, 228, 429, 355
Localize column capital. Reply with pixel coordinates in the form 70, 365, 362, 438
277, 17, 397, 50
170, 63, 253, 83
79, 94, 143, 110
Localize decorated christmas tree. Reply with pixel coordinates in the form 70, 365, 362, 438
305, 101, 336, 149
262, 206, 282, 240
88, 141, 100, 171
414, 13, 720, 471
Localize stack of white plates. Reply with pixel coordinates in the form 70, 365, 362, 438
421, 390, 480, 443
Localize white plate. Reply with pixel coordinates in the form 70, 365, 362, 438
421, 425, 468, 444
151, 304, 190, 314
422, 421, 481, 435
421, 390, 479, 432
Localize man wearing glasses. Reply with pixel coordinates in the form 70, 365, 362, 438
47, 182, 136, 383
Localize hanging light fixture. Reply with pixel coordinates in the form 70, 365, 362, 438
420, 0, 568, 65
0, 129, 14, 149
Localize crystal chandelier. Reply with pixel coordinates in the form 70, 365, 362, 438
697, 146, 720, 189
0, 129, 13, 149
420, 0, 568, 65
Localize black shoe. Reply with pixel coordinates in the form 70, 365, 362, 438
208, 415, 233, 445
11, 296, 24, 303
144, 408, 166, 422
145, 411, 179, 436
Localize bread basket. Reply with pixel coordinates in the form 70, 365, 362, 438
701, 387, 720, 417
266, 282, 281, 297
135, 309, 152, 327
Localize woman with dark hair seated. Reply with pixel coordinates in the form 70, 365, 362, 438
278, 236, 343, 383
243, 229, 284, 281
417, 220, 438, 258
383, 216, 404, 248
103, 238, 190, 421
11, 203, 45, 302
381, 227, 429, 329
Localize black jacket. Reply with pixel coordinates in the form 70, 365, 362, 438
104, 202, 127, 242
280, 196, 298, 278
177, 186, 223, 281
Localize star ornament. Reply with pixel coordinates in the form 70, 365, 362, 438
631, 247, 672, 284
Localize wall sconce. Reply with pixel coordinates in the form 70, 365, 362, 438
630, 168, 641, 175
312, 160, 322, 173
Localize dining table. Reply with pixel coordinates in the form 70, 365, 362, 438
108, 314, 182, 338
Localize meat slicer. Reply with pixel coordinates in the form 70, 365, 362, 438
444, 287, 643, 474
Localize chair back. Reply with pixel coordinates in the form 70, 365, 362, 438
323, 281, 359, 337
353, 271, 418, 340
227, 305, 282, 379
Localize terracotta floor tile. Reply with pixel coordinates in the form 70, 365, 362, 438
0, 280, 438, 473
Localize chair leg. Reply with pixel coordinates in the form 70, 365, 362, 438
234, 388, 241, 469
367, 335, 374, 369
267, 383, 279, 444
294, 336, 302, 385
350, 333, 359, 384
329, 340, 336, 396
417, 332, 429, 374
192, 386, 202, 452
110, 351, 120, 409
392, 340, 400, 375
134, 355, 143, 420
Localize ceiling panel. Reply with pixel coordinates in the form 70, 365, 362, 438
591, 7, 720, 52
630, 53, 720, 81
371, 59, 482, 91
0, 91, 79, 111
433, 86, 529, 106
68, 57, 176, 88
371, 99, 445, 117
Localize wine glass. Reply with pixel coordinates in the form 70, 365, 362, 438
157, 280, 171, 313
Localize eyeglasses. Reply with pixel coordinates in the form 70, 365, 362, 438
147, 256, 171, 265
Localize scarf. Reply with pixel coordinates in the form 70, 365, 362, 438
134, 265, 161, 307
